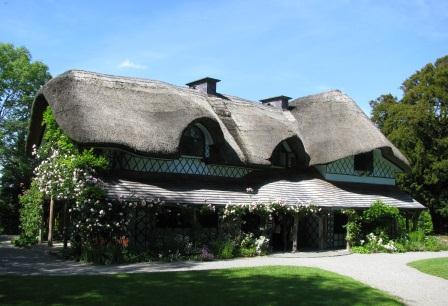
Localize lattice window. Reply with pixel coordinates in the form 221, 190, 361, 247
373, 156, 400, 178
325, 151, 400, 179
299, 215, 320, 249
115, 153, 251, 178
326, 156, 354, 175
127, 206, 153, 250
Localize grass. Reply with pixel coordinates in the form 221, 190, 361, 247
0, 266, 402, 306
408, 257, 448, 280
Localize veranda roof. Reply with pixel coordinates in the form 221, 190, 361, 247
102, 176, 424, 210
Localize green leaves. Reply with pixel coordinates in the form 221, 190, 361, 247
370, 55, 448, 230
15, 181, 44, 246
0, 43, 51, 233
33, 107, 108, 201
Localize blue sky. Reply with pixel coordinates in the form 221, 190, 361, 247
1, 0, 447, 114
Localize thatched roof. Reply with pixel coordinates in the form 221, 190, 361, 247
289, 91, 410, 170
27, 70, 409, 170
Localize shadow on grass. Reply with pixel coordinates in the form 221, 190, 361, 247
0, 266, 402, 306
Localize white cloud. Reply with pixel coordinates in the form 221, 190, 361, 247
118, 59, 147, 70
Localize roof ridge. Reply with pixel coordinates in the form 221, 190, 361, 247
290, 89, 344, 103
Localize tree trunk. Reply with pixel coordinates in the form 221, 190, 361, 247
292, 213, 299, 252
47, 196, 54, 247
318, 215, 326, 250
63, 201, 68, 250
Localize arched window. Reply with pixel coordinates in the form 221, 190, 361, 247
180, 123, 214, 158
271, 141, 297, 168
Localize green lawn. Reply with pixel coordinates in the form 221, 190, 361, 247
408, 257, 448, 280
0, 266, 401, 306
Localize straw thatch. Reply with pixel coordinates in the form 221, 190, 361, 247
289, 90, 410, 170
27, 70, 409, 170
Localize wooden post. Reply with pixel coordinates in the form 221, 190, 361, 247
412, 211, 419, 231
405, 212, 410, 232
192, 208, 198, 228
38, 228, 42, 244
292, 213, 299, 253
318, 215, 325, 250
47, 196, 54, 247
38, 209, 44, 244
63, 201, 68, 250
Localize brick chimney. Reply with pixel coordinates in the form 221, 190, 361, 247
260, 95, 291, 110
186, 77, 220, 95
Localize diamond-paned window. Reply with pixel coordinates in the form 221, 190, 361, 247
325, 150, 400, 179
114, 152, 252, 178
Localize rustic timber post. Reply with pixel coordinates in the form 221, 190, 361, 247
192, 208, 198, 228
63, 200, 68, 250
318, 215, 325, 250
412, 211, 419, 231
292, 213, 299, 252
47, 195, 55, 247
405, 211, 410, 232
38, 208, 45, 244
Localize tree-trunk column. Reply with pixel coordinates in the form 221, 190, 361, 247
47, 196, 54, 247
292, 213, 299, 253
63, 201, 68, 249
318, 215, 326, 250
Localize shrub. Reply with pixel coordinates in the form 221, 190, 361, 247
79, 243, 124, 265
397, 230, 448, 252
362, 201, 405, 240
342, 209, 362, 247
417, 210, 433, 235
211, 238, 236, 259
254, 235, 270, 255
365, 232, 397, 253
200, 245, 214, 261
13, 182, 43, 246
122, 248, 152, 263
239, 245, 257, 257
238, 233, 261, 257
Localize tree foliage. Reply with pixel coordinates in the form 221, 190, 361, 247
370, 55, 448, 232
0, 43, 51, 233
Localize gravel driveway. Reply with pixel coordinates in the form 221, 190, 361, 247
1, 236, 447, 306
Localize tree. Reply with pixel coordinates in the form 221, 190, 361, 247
370, 55, 448, 233
0, 43, 51, 233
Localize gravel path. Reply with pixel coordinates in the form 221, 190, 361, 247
1, 236, 447, 306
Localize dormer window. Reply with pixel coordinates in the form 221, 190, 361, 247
271, 141, 297, 168
180, 123, 214, 159
354, 151, 373, 173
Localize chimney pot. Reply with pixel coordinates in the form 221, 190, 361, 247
186, 77, 220, 95
260, 95, 292, 110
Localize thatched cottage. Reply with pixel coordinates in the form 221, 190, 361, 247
27, 70, 424, 251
